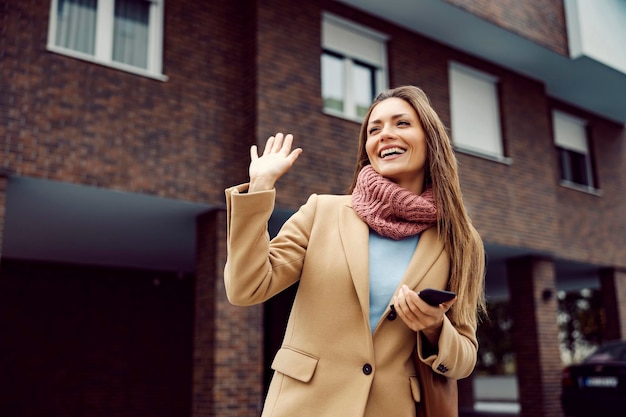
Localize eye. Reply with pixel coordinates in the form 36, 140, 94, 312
368, 126, 380, 135
397, 120, 410, 126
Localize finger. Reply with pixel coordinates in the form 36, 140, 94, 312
403, 286, 421, 310
263, 136, 275, 155
250, 145, 259, 161
288, 148, 303, 163
395, 292, 417, 321
440, 297, 457, 311
394, 296, 421, 331
281, 134, 294, 154
272, 133, 284, 153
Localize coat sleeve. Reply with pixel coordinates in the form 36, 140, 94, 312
223, 184, 317, 306
415, 316, 478, 380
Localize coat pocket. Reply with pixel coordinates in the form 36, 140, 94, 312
410, 375, 422, 402
271, 346, 319, 383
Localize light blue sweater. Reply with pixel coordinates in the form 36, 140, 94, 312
368, 230, 420, 333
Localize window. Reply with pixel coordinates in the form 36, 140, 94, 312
449, 62, 505, 160
553, 110, 595, 188
321, 13, 388, 120
47, 0, 166, 80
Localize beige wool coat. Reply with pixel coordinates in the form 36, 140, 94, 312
224, 184, 478, 417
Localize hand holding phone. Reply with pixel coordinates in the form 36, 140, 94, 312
418, 288, 456, 306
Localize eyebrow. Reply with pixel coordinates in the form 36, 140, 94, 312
368, 113, 412, 125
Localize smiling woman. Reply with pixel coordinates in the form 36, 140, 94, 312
223, 85, 486, 417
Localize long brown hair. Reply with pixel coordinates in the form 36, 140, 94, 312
349, 85, 486, 326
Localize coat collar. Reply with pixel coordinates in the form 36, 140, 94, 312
338, 201, 445, 322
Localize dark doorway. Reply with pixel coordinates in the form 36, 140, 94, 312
0, 260, 194, 417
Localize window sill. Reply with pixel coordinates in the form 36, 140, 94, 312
559, 180, 602, 196
454, 147, 513, 165
47, 45, 168, 82
322, 109, 364, 124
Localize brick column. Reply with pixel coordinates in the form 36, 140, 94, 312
193, 209, 264, 417
507, 256, 563, 417
599, 268, 626, 341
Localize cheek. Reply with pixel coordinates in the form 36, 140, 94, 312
364, 139, 377, 160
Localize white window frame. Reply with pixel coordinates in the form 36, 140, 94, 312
449, 61, 509, 163
552, 110, 598, 193
321, 12, 388, 121
47, 0, 167, 81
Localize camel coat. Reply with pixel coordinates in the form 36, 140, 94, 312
224, 184, 478, 417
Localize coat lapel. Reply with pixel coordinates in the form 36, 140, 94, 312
338, 202, 370, 321
400, 226, 446, 291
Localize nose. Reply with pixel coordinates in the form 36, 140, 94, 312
379, 123, 395, 140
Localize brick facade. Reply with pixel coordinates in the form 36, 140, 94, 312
1, 0, 625, 416
0, 0, 255, 201
3, 0, 624, 267
194, 209, 264, 417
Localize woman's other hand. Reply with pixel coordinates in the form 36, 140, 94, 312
249, 133, 303, 192
393, 285, 456, 345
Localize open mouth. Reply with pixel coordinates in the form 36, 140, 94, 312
380, 147, 406, 158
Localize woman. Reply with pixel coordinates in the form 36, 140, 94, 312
224, 85, 485, 417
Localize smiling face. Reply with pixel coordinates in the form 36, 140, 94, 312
364, 97, 428, 195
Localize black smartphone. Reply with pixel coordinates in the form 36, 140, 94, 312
418, 288, 456, 306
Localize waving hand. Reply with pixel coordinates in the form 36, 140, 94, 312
249, 133, 302, 192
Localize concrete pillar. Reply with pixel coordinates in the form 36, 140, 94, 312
507, 256, 563, 417
193, 209, 264, 417
599, 268, 626, 341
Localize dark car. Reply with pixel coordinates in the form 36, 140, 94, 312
561, 340, 626, 416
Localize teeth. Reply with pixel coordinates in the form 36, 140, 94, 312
380, 147, 406, 158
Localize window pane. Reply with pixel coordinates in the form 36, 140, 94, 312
322, 52, 344, 113
113, 0, 150, 68
55, 0, 97, 55
569, 151, 590, 186
559, 148, 591, 186
353, 62, 375, 118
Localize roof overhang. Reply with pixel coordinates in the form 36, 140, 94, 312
2, 176, 213, 272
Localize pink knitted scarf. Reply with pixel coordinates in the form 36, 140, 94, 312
351, 165, 437, 240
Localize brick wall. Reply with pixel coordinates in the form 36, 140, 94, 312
442, 0, 569, 55
507, 257, 562, 417
194, 209, 264, 417
554, 105, 626, 268
2, 0, 624, 267
0, 0, 255, 203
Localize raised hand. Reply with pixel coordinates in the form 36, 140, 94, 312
249, 133, 302, 192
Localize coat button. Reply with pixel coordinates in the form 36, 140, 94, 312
387, 305, 397, 321
362, 363, 373, 375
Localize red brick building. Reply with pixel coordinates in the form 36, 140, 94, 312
1, 1, 625, 417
